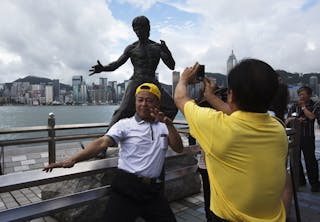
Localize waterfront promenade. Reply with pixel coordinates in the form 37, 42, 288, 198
1, 139, 320, 221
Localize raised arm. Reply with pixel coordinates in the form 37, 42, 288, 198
174, 63, 199, 115
89, 45, 132, 75
150, 108, 183, 153
203, 77, 232, 115
43, 135, 115, 172
160, 40, 175, 70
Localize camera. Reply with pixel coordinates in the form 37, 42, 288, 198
195, 65, 205, 82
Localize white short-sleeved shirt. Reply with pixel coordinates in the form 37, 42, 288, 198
106, 114, 169, 178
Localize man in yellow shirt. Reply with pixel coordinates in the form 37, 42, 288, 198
174, 59, 289, 221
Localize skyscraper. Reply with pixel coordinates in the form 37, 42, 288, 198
52, 79, 60, 102
227, 50, 237, 75
45, 84, 53, 104
72, 75, 84, 103
309, 76, 318, 96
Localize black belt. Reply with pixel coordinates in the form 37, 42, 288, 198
118, 169, 162, 185
138, 175, 161, 184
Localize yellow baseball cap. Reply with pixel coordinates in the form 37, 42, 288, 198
135, 83, 161, 100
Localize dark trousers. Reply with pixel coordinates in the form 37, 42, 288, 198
104, 170, 176, 222
109, 79, 178, 127
199, 168, 213, 222
299, 136, 319, 186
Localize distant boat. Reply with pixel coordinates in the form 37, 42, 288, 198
52, 101, 62, 105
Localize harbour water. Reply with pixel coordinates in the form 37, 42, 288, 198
0, 105, 119, 128
0, 105, 185, 140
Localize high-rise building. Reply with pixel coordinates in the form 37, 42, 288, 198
45, 84, 53, 104
172, 71, 180, 98
107, 81, 117, 104
99, 77, 108, 88
53, 79, 60, 102
227, 50, 237, 75
72, 75, 84, 103
309, 76, 318, 96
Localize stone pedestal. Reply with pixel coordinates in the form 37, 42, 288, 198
42, 151, 200, 221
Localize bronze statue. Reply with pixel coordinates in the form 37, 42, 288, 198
90, 16, 177, 126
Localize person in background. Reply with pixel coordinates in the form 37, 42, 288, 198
175, 59, 289, 221
286, 86, 320, 192
44, 83, 183, 222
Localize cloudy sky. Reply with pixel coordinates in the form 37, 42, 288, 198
0, 0, 319, 85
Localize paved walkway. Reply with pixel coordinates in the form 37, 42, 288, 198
1, 136, 320, 221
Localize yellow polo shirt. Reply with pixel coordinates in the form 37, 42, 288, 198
184, 101, 287, 222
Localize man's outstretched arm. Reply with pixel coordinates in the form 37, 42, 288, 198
43, 135, 115, 172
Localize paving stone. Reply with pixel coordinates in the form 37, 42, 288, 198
4, 201, 19, 208
185, 196, 201, 204
40, 153, 48, 158
43, 216, 59, 222
3, 167, 14, 174
30, 217, 46, 222
12, 155, 27, 161
26, 153, 41, 159
0, 192, 12, 198
4, 161, 22, 167
14, 165, 29, 171
30, 163, 46, 170
1, 196, 15, 203
21, 159, 36, 165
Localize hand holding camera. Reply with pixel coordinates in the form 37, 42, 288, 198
181, 62, 205, 84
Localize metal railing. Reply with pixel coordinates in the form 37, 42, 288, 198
0, 113, 188, 175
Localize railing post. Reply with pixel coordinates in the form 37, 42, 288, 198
0, 146, 3, 175
48, 112, 56, 164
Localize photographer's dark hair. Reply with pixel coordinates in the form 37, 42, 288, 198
228, 59, 279, 113
269, 82, 289, 121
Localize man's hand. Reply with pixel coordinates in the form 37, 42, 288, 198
89, 60, 104, 76
43, 158, 76, 172
203, 77, 216, 100
150, 108, 172, 125
181, 62, 201, 84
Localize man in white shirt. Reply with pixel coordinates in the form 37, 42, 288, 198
44, 83, 183, 222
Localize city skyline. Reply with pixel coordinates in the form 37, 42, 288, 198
0, 1, 319, 86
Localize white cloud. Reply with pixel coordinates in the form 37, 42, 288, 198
0, 0, 319, 86
0, 0, 132, 84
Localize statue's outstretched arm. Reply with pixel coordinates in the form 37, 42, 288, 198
89, 46, 131, 76
160, 40, 175, 70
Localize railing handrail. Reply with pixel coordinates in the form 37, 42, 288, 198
0, 118, 190, 174
0, 122, 189, 147
0, 121, 188, 135
0, 123, 109, 134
